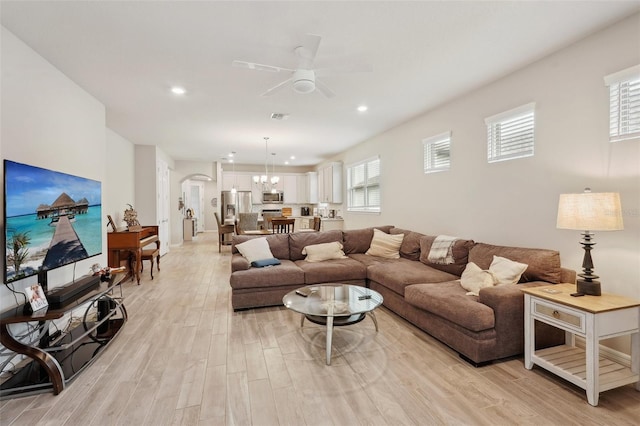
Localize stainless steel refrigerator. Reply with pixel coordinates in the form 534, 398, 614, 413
221, 191, 252, 224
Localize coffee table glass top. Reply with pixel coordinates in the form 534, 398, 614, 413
283, 284, 383, 317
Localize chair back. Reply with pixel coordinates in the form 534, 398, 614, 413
237, 213, 259, 233
262, 212, 281, 230
271, 218, 295, 234
214, 212, 223, 227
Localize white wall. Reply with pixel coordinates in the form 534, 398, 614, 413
1, 27, 108, 310
106, 128, 135, 230
338, 14, 640, 300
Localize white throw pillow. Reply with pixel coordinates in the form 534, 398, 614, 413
460, 262, 498, 296
302, 241, 347, 262
489, 255, 528, 285
235, 237, 274, 264
366, 229, 404, 259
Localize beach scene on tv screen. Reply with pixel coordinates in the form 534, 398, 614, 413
4, 160, 102, 283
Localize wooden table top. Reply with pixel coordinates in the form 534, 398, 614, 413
522, 283, 640, 313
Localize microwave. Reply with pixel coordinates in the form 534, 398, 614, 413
262, 192, 284, 204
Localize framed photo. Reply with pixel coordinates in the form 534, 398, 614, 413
107, 215, 117, 232
25, 284, 49, 312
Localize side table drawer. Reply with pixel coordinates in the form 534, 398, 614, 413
533, 299, 586, 334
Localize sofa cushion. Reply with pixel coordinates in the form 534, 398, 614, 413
366, 229, 404, 259
468, 243, 561, 283
342, 226, 393, 254
235, 237, 274, 263
289, 229, 343, 261
348, 252, 399, 267
390, 228, 425, 261
367, 259, 459, 296
295, 258, 367, 284
419, 236, 474, 276
302, 241, 347, 262
233, 233, 290, 260
229, 259, 304, 289
405, 282, 495, 332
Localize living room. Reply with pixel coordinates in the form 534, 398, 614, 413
1, 2, 639, 424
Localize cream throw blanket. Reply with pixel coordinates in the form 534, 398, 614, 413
427, 235, 458, 264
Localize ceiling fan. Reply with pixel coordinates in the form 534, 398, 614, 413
232, 34, 370, 98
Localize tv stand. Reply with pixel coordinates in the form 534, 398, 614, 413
0, 272, 127, 399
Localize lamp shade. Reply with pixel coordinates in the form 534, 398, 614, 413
556, 192, 623, 231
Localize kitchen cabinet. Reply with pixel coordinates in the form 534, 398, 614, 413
222, 172, 252, 191
318, 162, 342, 203
321, 218, 344, 231
283, 175, 298, 203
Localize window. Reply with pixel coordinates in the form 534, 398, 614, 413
485, 102, 535, 163
423, 131, 451, 173
605, 65, 640, 143
347, 156, 380, 213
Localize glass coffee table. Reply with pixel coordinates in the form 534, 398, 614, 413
283, 284, 383, 365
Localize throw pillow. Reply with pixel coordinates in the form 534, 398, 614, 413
489, 255, 528, 285
236, 237, 275, 264
460, 262, 497, 296
251, 258, 281, 268
366, 229, 404, 259
302, 241, 347, 262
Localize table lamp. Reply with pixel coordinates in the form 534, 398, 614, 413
556, 189, 623, 296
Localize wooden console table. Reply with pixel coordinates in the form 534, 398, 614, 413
0, 273, 127, 399
523, 284, 640, 406
107, 226, 159, 284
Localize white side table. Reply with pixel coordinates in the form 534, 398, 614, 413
523, 283, 640, 406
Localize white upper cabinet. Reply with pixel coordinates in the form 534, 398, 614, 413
318, 162, 342, 203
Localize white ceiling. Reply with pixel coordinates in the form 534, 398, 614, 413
1, 1, 638, 167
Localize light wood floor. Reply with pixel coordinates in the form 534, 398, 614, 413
1, 232, 639, 425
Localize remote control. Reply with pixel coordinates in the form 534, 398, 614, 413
358, 295, 372, 300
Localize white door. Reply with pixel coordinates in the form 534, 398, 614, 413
190, 182, 205, 233
157, 159, 170, 256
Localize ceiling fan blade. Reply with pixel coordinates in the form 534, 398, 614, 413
261, 78, 293, 97
298, 34, 322, 61
314, 79, 335, 98
232, 60, 293, 73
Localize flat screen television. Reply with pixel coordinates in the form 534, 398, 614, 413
3, 160, 102, 288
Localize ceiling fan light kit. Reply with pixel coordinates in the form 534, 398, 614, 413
292, 69, 315, 94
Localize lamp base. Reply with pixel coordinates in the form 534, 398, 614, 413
576, 279, 601, 296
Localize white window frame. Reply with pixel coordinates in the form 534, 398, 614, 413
423, 131, 451, 173
346, 156, 380, 213
605, 65, 640, 143
485, 102, 535, 163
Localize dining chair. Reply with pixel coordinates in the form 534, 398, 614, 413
261, 212, 281, 230
271, 218, 295, 234
236, 212, 259, 234
214, 212, 235, 252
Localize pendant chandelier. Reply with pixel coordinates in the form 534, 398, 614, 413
252, 137, 279, 191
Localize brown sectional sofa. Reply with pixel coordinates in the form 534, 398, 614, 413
229, 226, 575, 365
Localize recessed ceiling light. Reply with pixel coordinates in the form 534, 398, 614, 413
285, 161, 290, 165
229, 152, 235, 157
357, 105, 368, 112
290, 156, 296, 160
171, 86, 186, 95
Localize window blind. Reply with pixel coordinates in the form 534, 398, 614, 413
485, 103, 535, 163
423, 132, 451, 173
347, 157, 380, 213
606, 65, 640, 143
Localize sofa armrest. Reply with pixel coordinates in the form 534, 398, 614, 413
231, 253, 250, 272
478, 282, 552, 356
